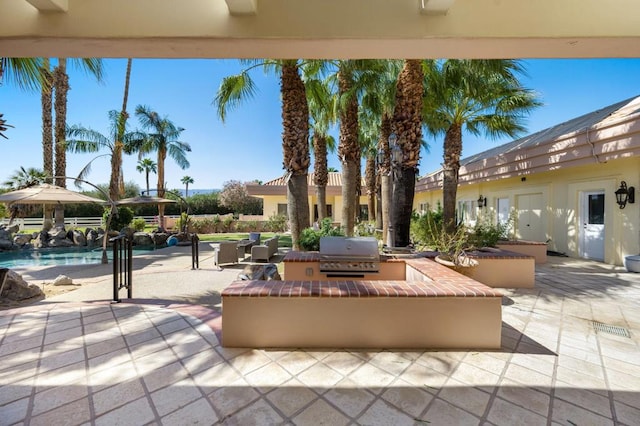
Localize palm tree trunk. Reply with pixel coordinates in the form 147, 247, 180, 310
365, 155, 376, 221
53, 58, 69, 227
157, 150, 166, 229
145, 171, 150, 194
281, 62, 310, 249
338, 69, 359, 236
109, 58, 132, 202
442, 124, 462, 232
41, 58, 54, 223
312, 134, 328, 221
391, 59, 423, 246
378, 114, 392, 245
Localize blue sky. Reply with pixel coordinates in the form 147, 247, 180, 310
2, 58, 640, 192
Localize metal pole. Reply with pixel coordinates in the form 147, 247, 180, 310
127, 237, 133, 298
112, 239, 119, 303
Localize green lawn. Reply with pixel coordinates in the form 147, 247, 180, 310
197, 232, 292, 248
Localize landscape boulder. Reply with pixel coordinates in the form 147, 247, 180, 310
13, 234, 32, 246
53, 275, 73, 286
0, 269, 43, 301
33, 230, 49, 248
132, 232, 154, 246
152, 232, 169, 246
72, 230, 87, 246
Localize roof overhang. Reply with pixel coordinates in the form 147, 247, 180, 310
2, 0, 640, 58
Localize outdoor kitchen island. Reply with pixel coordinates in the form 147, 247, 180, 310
222, 238, 503, 350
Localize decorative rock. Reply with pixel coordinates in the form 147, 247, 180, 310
2, 223, 20, 234
13, 234, 32, 246
86, 229, 99, 247
152, 233, 169, 246
0, 270, 43, 301
0, 239, 14, 250
72, 230, 87, 246
48, 226, 67, 240
132, 232, 154, 246
53, 275, 73, 286
0, 228, 11, 241
33, 230, 49, 248
48, 238, 74, 247
120, 227, 135, 239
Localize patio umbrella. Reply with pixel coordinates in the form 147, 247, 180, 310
114, 195, 177, 206
0, 184, 105, 205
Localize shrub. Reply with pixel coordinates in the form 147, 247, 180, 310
354, 220, 378, 238
175, 212, 192, 233
222, 215, 235, 232
298, 218, 344, 251
266, 214, 287, 233
131, 218, 146, 232
468, 217, 509, 248
104, 206, 134, 231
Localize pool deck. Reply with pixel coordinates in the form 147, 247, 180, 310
1, 244, 640, 425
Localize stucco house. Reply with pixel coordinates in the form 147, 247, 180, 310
414, 95, 640, 266
246, 172, 369, 225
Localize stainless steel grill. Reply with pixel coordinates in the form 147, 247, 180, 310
319, 237, 380, 276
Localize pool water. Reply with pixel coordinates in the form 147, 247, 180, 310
0, 246, 157, 268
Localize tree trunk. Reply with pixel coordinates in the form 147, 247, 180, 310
341, 161, 358, 236
316, 186, 326, 222
288, 173, 310, 250
378, 114, 392, 245
391, 59, 423, 245
41, 58, 54, 223
365, 154, 376, 221
312, 133, 328, 222
157, 149, 166, 229
442, 124, 462, 232
280, 62, 310, 248
393, 167, 416, 247
338, 69, 359, 236
54, 58, 69, 227
109, 59, 132, 202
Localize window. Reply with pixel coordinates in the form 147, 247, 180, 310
313, 204, 333, 221
358, 205, 369, 221
457, 200, 477, 225
419, 203, 429, 214
277, 203, 288, 218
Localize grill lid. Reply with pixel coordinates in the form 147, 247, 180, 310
319, 236, 379, 259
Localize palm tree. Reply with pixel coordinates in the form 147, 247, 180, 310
132, 105, 191, 229
359, 60, 402, 238
305, 76, 336, 222
136, 158, 157, 195
390, 59, 424, 247
423, 60, 541, 231
3, 166, 47, 190
215, 59, 310, 250
0, 58, 46, 140
325, 60, 387, 235
181, 175, 194, 198
3, 167, 48, 222
0, 113, 12, 139
66, 110, 141, 193
51, 58, 104, 225
109, 58, 133, 202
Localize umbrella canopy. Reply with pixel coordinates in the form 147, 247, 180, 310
0, 184, 105, 205
114, 195, 177, 206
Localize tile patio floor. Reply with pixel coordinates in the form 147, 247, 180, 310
1, 257, 639, 425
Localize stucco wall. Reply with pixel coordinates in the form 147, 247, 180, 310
414, 157, 640, 265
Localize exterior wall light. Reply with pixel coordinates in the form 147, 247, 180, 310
615, 181, 635, 209
477, 195, 487, 208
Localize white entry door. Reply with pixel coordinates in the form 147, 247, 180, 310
516, 193, 545, 241
579, 191, 605, 261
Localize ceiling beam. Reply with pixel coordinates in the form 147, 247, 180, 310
420, 0, 455, 15
25, 0, 68, 13
225, 0, 257, 15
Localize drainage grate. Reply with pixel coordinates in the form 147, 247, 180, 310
592, 321, 631, 338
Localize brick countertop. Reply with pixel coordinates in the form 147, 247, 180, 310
222, 277, 502, 298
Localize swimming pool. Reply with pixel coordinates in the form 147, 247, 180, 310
0, 246, 157, 268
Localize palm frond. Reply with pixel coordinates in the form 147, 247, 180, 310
213, 72, 257, 122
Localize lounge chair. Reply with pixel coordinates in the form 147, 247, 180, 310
251, 235, 279, 262
215, 241, 240, 267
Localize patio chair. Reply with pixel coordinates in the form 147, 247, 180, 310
215, 241, 240, 267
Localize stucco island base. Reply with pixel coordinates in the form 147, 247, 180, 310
222, 258, 503, 349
